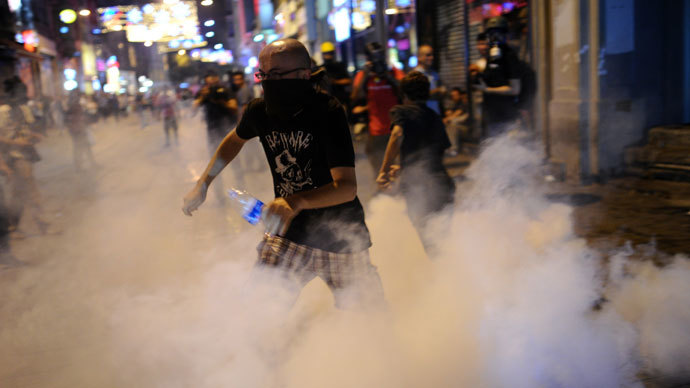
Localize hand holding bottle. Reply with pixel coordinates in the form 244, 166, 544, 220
263, 197, 302, 236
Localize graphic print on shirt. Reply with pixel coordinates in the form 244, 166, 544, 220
264, 130, 314, 196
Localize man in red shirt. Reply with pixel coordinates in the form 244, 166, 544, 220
351, 42, 404, 177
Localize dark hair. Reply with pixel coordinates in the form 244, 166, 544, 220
400, 71, 430, 101
364, 42, 384, 59
204, 70, 218, 79
230, 71, 244, 78
477, 32, 487, 41
451, 87, 466, 95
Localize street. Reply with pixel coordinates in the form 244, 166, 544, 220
0, 113, 689, 387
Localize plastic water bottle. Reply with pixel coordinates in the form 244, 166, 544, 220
227, 188, 264, 225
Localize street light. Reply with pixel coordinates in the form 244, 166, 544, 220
59, 9, 77, 24
204, 20, 215, 27
213, 43, 222, 50
200, 0, 213, 6
205, 31, 215, 38
79, 9, 91, 16
178, 49, 186, 55
144, 41, 153, 47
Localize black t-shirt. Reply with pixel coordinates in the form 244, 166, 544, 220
323, 61, 350, 105
196, 85, 236, 129
236, 92, 371, 253
390, 103, 451, 172
390, 103, 455, 213
482, 43, 520, 121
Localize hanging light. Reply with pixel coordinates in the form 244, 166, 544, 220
59, 9, 77, 24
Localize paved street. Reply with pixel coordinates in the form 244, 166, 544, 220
0, 113, 688, 387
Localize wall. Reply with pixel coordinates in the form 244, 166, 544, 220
597, 0, 688, 175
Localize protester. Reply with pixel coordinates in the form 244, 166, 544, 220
0, 77, 49, 238
474, 16, 522, 138
377, 71, 455, 255
414, 44, 446, 114
351, 42, 404, 177
193, 70, 238, 153
108, 93, 120, 122
229, 71, 264, 175
183, 38, 385, 310
64, 91, 98, 170
159, 88, 179, 147
0, 139, 21, 266
229, 71, 254, 117
319, 41, 351, 107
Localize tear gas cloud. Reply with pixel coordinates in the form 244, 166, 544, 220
0, 133, 689, 387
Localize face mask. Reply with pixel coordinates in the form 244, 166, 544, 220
261, 79, 314, 118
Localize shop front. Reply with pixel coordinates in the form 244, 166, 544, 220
322, 0, 417, 72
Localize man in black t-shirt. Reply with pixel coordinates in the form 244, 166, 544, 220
193, 71, 238, 152
183, 39, 384, 310
377, 71, 455, 256
475, 17, 522, 138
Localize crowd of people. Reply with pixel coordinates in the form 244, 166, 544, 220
183, 15, 534, 312
1, 15, 534, 295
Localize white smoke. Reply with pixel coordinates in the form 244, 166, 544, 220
1, 129, 689, 387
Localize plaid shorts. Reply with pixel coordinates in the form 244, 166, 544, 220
254, 234, 385, 310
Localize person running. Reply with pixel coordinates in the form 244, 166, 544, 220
64, 91, 98, 170
377, 71, 455, 255
351, 42, 404, 178
160, 88, 179, 147
0, 77, 50, 238
193, 70, 238, 153
183, 39, 385, 310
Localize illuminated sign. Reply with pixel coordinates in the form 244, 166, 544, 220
127, 8, 143, 23
98, 2, 200, 44
8, 0, 21, 13
333, 7, 350, 42
64, 69, 77, 80
21, 30, 38, 52
59, 9, 77, 24
64, 80, 78, 91
106, 55, 119, 68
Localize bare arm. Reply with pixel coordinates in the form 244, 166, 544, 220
225, 98, 238, 115
264, 167, 358, 235
193, 87, 208, 109
376, 124, 403, 189
182, 129, 247, 215
333, 78, 352, 86
351, 105, 369, 114
350, 71, 368, 101
482, 78, 521, 96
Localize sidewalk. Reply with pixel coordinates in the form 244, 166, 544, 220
443, 149, 690, 258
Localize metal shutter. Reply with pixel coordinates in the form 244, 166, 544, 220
435, 0, 466, 89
